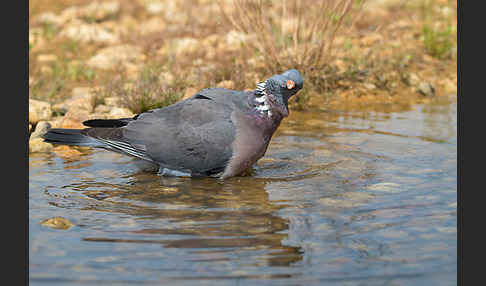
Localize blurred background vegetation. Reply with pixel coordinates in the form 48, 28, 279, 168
29, 0, 457, 114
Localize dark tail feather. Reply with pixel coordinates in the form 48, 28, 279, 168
42, 128, 102, 147
83, 118, 133, 128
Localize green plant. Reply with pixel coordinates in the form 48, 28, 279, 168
420, 0, 456, 59
422, 23, 455, 59
103, 66, 183, 114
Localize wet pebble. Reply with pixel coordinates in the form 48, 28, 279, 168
417, 82, 435, 97
29, 138, 53, 153
40, 217, 73, 230
30, 121, 51, 140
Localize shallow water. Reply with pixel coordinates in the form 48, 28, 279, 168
29, 96, 457, 286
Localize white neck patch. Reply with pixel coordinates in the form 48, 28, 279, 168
254, 82, 272, 117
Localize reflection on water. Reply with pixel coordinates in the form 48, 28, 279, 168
73, 175, 302, 267
29, 96, 456, 285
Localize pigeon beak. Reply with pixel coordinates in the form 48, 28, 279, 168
286, 80, 295, 90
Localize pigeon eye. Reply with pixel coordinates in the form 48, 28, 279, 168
286, 80, 295, 90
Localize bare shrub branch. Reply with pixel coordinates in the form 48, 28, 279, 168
220, 0, 365, 74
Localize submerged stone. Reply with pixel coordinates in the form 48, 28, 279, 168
40, 217, 73, 230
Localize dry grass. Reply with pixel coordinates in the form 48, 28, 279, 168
96, 65, 184, 114
220, 0, 365, 74
219, 0, 367, 109
29, 0, 456, 114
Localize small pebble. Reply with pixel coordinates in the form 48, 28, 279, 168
40, 217, 73, 230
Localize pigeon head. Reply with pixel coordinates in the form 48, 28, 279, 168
254, 69, 304, 117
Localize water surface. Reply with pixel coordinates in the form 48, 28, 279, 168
29, 96, 457, 285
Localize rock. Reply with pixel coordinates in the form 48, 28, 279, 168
103, 96, 123, 107
173, 37, 200, 55
417, 82, 435, 97
94, 104, 112, 114
47, 116, 64, 128
29, 99, 52, 125
60, 22, 119, 44
56, 1, 120, 25
58, 7, 79, 23
37, 54, 58, 63
29, 138, 53, 153
405, 72, 421, 86
144, 0, 180, 21
35, 12, 64, 27
158, 37, 200, 57
30, 121, 51, 140
216, 80, 235, 89
119, 15, 138, 33
87, 45, 145, 70
139, 17, 166, 35
363, 83, 376, 90
58, 109, 91, 129
144, 2, 164, 14
77, 1, 120, 21
54, 87, 96, 115
51, 103, 68, 115
58, 86, 97, 128
108, 107, 134, 118
87, 106, 134, 121
40, 217, 73, 230
72, 86, 93, 99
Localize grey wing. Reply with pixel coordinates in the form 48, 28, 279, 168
120, 96, 239, 175
190, 88, 253, 110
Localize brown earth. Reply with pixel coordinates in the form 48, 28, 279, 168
29, 0, 457, 118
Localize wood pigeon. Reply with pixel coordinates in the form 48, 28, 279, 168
43, 69, 304, 179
